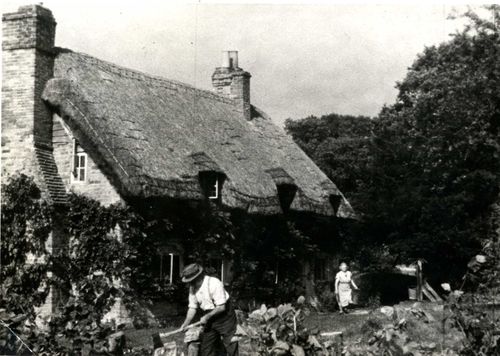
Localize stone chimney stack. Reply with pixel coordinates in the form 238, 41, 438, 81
212, 50, 252, 121
2, 4, 57, 178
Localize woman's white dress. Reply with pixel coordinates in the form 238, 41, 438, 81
336, 271, 353, 307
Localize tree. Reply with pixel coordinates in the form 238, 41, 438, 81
285, 114, 373, 211
286, 6, 500, 283
370, 5, 500, 282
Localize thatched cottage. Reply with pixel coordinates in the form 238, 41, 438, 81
2, 5, 355, 317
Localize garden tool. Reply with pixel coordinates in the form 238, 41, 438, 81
152, 321, 202, 349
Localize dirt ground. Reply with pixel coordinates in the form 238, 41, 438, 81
124, 309, 369, 347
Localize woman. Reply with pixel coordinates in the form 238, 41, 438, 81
335, 262, 359, 314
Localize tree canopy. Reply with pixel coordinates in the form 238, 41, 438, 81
285, 114, 373, 210
286, 6, 500, 283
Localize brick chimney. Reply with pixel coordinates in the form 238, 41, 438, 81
2, 5, 67, 322
2, 4, 56, 177
212, 51, 252, 121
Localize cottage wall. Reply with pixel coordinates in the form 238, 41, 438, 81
52, 114, 123, 206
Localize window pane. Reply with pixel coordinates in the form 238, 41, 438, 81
80, 155, 86, 167
159, 254, 164, 280
172, 255, 180, 283
149, 254, 162, 282
208, 178, 218, 199
79, 168, 85, 181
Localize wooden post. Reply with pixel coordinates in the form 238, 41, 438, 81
416, 260, 423, 302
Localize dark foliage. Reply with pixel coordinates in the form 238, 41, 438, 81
285, 6, 500, 284
285, 114, 373, 210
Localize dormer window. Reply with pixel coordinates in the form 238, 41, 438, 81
277, 183, 297, 213
265, 168, 297, 214
199, 171, 226, 202
199, 171, 225, 202
329, 195, 341, 215
72, 139, 87, 183
208, 177, 219, 200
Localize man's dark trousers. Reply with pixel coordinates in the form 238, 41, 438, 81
199, 301, 238, 356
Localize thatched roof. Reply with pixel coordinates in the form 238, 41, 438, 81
42, 49, 355, 218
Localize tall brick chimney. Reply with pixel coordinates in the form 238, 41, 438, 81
212, 51, 252, 121
2, 5, 67, 323
2, 4, 56, 178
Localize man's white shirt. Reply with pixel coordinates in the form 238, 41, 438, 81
188, 275, 229, 311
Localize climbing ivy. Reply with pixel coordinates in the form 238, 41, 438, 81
0, 175, 163, 354
0, 174, 52, 354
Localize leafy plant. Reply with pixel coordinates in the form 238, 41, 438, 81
445, 237, 500, 355
241, 303, 337, 355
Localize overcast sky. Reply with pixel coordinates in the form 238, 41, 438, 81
3, 1, 477, 125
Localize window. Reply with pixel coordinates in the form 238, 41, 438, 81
199, 172, 225, 201
208, 177, 219, 200
277, 183, 297, 213
156, 253, 181, 284
72, 139, 87, 182
205, 258, 224, 281
329, 195, 341, 214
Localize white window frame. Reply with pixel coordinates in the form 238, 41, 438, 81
208, 177, 219, 200
159, 253, 180, 285
168, 253, 175, 285
71, 139, 88, 183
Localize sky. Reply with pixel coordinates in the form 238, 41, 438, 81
2, 1, 479, 125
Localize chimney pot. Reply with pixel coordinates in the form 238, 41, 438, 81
221, 51, 230, 68
213, 50, 251, 120
221, 50, 238, 68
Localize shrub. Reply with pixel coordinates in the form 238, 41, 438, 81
241, 303, 339, 355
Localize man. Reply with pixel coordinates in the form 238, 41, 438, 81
180, 263, 238, 356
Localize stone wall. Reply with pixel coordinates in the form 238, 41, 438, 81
52, 114, 123, 206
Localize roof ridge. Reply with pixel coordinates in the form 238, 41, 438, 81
54, 47, 236, 106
